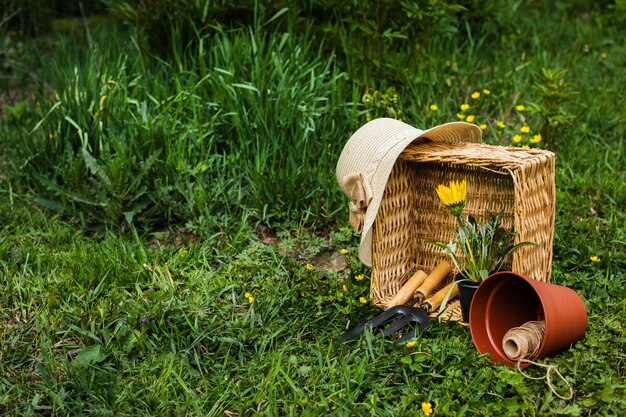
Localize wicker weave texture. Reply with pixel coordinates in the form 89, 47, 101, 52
370, 141, 556, 308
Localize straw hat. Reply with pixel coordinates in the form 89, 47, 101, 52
336, 118, 482, 266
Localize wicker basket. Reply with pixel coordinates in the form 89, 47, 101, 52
370, 140, 556, 308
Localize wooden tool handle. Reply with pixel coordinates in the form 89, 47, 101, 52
385, 270, 427, 308
422, 282, 460, 313
414, 261, 452, 301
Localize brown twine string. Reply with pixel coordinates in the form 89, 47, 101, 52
502, 321, 574, 401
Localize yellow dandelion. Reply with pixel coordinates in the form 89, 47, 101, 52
516, 104, 525, 111
355, 274, 365, 281
479, 124, 487, 130
359, 297, 367, 304
590, 256, 600, 262
530, 134, 542, 143
430, 104, 438, 111
483, 88, 491, 95
340, 248, 348, 255
460, 103, 470, 111
422, 402, 433, 416
471, 91, 480, 99
521, 126, 530, 133
513, 134, 522, 143
435, 179, 467, 217
466, 115, 475, 123
522, 144, 530, 149
306, 263, 314, 271
244, 292, 252, 298
496, 120, 506, 129
406, 341, 416, 348
248, 296, 254, 303
457, 113, 466, 120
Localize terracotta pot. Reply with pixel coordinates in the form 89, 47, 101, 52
454, 273, 479, 323
469, 272, 587, 367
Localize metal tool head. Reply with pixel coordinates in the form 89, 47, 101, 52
338, 304, 430, 342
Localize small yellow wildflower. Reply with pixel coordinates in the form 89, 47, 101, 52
342, 284, 347, 292
516, 104, 526, 111
460, 103, 470, 111
355, 274, 365, 281
406, 341, 416, 348
466, 115, 475, 123
359, 297, 367, 304
601, 52, 608, 59
590, 256, 600, 262
340, 248, 348, 254
483, 88, 491, 95
245, 292, 252, 298
530, 134, 542, 143
48, 132, 57, 140
513, 134, 522, 143
457, 113, 466, 120
521, 126, 530, 133
248, 296, 254, 303
422, 402, 433, 416
430, 104, 438, 111
522, 144, 530, 149
435, 179, 467, 217
496, 120, 506, 129
306, 263, 314, 271
300, 291, 305, 296
479, 124, 487, 130
471, 91, 481, 99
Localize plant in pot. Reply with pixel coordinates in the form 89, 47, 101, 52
431, 179, 538, 322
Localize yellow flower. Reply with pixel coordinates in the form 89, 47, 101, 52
496, 120, 506, 129
521, 126, 530, 133
516, 104, 526, 111
590, 256, 600, 262
248, 296, 254, 303
406, 341, 416, 348
422, 402, 433, 416
48, 132, 57, 140
601, 52, 608, 59
513, 134, 522, 143
530, 134, 542, 143
471, 91, 481, 99
483, 88, 491, 95
342, 284, 347, 292
355, 274, 365, 281
479, 124, 487, 130
466, 115, 475, 123
244, 292, 252, 298
359, 297, 367, 304
435, 179, 467, 217
306, 263, 314, 271
460, 103, 470, 111
522, 144, 530, 149
457, 113, 466, 120
430, 104, 438, 111
340, 248, 348, 254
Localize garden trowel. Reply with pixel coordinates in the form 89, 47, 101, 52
338, 262, 453, 342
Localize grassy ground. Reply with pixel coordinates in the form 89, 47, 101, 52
1, 2, 625, 416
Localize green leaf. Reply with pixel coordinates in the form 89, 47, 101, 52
73, 345, 106, 367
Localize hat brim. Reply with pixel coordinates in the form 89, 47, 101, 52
358, 121, 481, 266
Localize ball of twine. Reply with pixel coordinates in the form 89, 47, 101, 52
501, 320, 573, 400
502, 320, 546, 361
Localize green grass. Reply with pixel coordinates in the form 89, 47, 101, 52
1, 1, 625, 415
